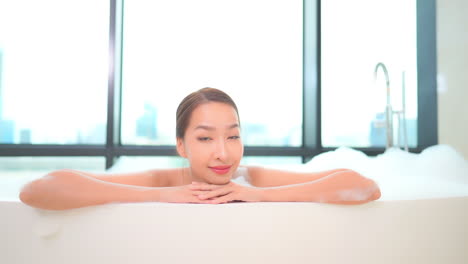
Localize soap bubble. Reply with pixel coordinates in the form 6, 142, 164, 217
304, 145, 468, 201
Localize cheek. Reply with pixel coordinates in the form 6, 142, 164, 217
185, 142, 209, 164
230, 141, 244, 160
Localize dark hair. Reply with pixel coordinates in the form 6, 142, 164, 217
176, 87, 240, 139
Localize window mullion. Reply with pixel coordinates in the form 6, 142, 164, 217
106, 0, 123, 169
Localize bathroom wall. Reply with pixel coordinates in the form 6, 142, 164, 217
437, 0, 468, 160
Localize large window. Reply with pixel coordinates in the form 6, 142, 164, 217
0, 0, 438, 170
0, 0, 109, 144
321, 0, 418, 148
121, 0, 303, 147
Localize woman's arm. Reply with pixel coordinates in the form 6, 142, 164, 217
245, 166, 351, 187
19, 168, 200, 210
191, 169, 381, 205
89, 168, 188, 187
256, 169, 381, 204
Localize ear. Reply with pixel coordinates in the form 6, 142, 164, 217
176, 137, 187, 158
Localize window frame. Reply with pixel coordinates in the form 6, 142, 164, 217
0, 0, 437, 169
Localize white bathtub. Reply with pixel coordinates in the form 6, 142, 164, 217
2, 197, 468, 264
2, 145, 468, 264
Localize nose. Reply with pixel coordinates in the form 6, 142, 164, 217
213, 139, 228, 161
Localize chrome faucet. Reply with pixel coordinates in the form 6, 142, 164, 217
374, 62, 393, 149
373, 62, 409, 151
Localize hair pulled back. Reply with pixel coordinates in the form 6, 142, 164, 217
176, 87, 239, 139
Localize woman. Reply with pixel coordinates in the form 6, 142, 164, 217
19, 88, 381, 210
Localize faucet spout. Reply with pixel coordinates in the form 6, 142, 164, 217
374, 62, 393, 149
374, 62, 391, 105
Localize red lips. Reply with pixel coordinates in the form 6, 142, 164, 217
209, 165, 232, 175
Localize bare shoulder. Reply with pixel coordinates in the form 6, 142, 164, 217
245, 165, 306, 177
91, 167, 190, 187
243, 166, 292, 187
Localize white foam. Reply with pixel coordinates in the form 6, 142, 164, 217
304, 144, 468, 201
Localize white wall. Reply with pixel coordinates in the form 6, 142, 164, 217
437, 0, 468, 160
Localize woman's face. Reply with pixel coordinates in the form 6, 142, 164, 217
177, 102, 244, 184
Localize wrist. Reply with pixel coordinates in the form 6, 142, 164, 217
255, 187, 274, 202
139, 187, 163, 202
255, 187, 300, 202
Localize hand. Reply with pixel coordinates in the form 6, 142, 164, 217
158, 185, 207, 204
189, 181, 262, 204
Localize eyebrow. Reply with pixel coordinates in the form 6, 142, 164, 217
194, 123, 239, 131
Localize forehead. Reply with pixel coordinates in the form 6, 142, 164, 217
188, 102, 239, 127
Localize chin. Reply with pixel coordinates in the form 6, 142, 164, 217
208, 175, 232, 185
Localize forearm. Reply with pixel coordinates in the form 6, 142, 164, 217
246, 166, 350, 187
258, 170, 381, 204
19, 170, 161, 210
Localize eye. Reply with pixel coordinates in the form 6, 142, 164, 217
197, 137, 212, 142
228, 135, 240, 140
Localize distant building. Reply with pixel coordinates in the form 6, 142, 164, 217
370, 113, 417, 148
0, 48, 3, 121
0, 120, 15, 143
0, 50, 16, 144
19, 129, 32, 144
369, 112, 386, 147
136, 103, 157, 140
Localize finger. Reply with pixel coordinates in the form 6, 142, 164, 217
197, 181, 241, 200
207, 193, 235, 204
189, 183, 208, 190
189, 184, 202, 190
191, 190, 209, 196
190, 194, 211, 203
199, 195, 228, 204
191, 183, 224, 191
191, 190, 228, 200
199, 188, 233, 200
